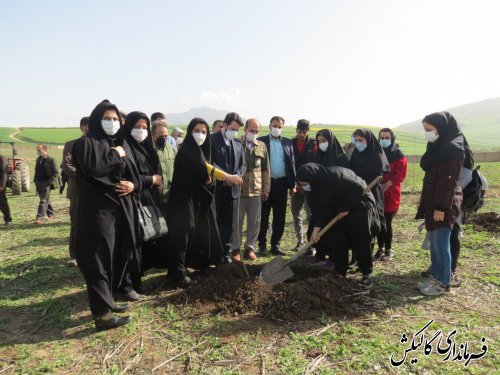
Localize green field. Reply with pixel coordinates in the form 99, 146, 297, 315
15, 128, 82, 145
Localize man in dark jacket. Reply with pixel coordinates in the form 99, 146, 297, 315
62, 117, 89, 266
258, 116, 296, 256
290, 119, 317, 250
34, 144, 59, 224
211, 112, 244, 262
0, 155, 12, 225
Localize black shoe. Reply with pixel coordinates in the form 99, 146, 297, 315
381, 250, 393, 261
258, 245, 267, 256
271, 246, 286, 256
116, 290, 145, 302
177, 276, 197, 288
134, 285, 147, 294
94, 314, 131, 331
373, 249, 384, 260
111, 304, 130, 313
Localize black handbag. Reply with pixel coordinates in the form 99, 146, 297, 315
137, 189, 168, 242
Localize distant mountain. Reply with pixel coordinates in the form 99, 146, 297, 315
396, 97, 500, 151
165, 107, 232, 125
397, 97, 500, 132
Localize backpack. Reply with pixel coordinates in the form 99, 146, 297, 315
462, 166, 486, 213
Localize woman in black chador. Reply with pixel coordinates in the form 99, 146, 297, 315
166, 117, 225, 286
315, 129, 349, 168
73, 100, 141, 330
349, 128, 390, 262
296, 163, 380, 286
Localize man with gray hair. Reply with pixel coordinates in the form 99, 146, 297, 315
231, 118, 270, 260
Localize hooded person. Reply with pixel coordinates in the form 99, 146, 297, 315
296, 163, 380, 285
375, 128, 407, 260
315, 129, 349, 168
416, 111, 464, 296
349, 128, 390, 261
73, 99, 142, 330
166, 117, 226, 286
122, 111, 166, 289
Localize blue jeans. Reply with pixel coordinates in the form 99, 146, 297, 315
429, 227, 452, 286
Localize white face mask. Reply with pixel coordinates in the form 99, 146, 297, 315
425, 130, 439, 143
226, 129, 238, 141
131, 128, 148, 143
246, 132, 257, 143
176, 137, 183, 145
192, 132, 206, 146
101, 119, 121, 136
319, 142, 329, 152
303, 184, 312, 192
270, 127, 282, 138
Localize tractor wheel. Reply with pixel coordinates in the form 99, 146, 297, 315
11, 169, 22, 195
20, 163, 30, 192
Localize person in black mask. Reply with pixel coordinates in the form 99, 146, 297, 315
118, 111, 164, 298
73, 100, 141, 330
297, 163, 380, 286
166, 118, 233, 286
349, 128, 390, 264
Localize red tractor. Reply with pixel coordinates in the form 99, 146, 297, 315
1, 142, 30, 195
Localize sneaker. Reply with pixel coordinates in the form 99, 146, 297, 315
381, 250, 393, 261
244, 248, 257, 261
360, 274, 374, 287
417, 276, 435, 290
373, 249, 384, 261
421, 266, 432, 278
67, 259, 78, 267
231, 249, 241, 262
4, 221, 12, 226
420, 280, 450, 296
450, 272, 461, 287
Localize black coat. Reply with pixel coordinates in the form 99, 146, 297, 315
167, 119, 225, 269
291, 136, 317, 170
73, 100, 142, 288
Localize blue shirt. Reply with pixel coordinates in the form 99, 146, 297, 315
269, 135, 286, 178
167, 135, 177, 148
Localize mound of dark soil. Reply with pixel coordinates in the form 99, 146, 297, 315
468, 212, 500, 233
168, 263, 380, 321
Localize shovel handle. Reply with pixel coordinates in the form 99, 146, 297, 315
287, 175, 382, 264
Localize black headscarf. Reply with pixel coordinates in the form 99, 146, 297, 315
124, 111, 160, 177
315, 129, 349, 168
378, 128, 405, 163
175, 117, 212, 184
349, 128, 390, 182
420, 111, 465, 171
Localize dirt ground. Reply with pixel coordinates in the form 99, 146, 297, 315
468, 211, 500, 233
163, 261, 384, 322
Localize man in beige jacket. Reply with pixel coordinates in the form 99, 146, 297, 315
231, 118, 270, 260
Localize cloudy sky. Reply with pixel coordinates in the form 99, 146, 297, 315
1, 0, 499, 127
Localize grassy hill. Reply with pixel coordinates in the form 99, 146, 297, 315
397, 97, 500, 151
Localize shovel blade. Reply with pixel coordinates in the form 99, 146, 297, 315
260, 256, 295, 284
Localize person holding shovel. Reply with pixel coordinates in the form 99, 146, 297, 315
296, 163, 381, 286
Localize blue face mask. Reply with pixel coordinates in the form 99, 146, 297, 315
302, 184, 312, 192
379, 139, 391, 148
355, 141, 367, 152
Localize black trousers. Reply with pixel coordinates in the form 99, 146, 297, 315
450, 222, 461, 272
68, 196, 78, 259
376, 210, 397, 251
330, 205, 374, 276
258, 178, 288, 248
0, 189, 12, 222
215, 188, 235, 258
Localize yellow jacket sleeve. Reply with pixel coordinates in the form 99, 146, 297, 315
206, 162, 226, 181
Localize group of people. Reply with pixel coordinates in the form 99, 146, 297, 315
8, 99, 474, 331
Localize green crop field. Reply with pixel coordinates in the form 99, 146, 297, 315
0, 128, 17, 143
15, 128, 82, 145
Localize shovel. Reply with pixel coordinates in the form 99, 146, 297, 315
260, 176, 382, 284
